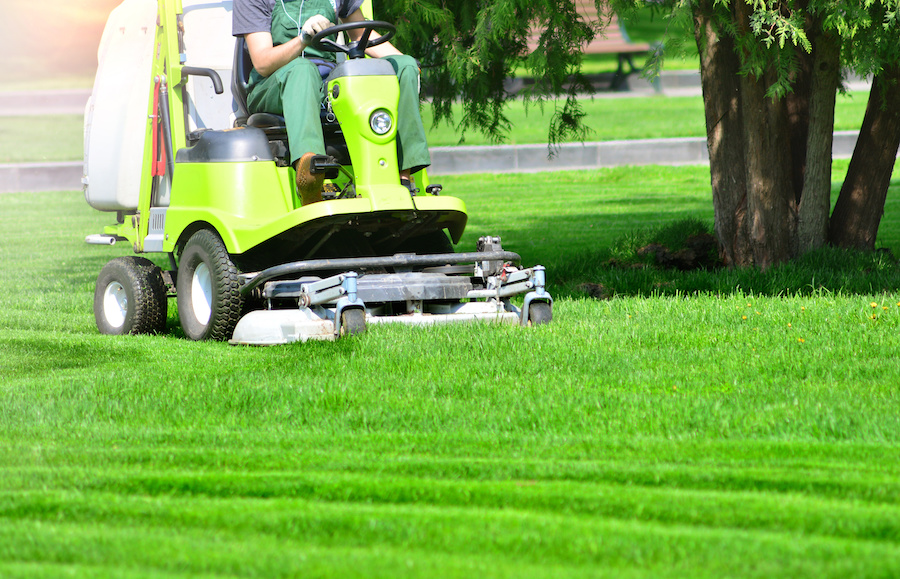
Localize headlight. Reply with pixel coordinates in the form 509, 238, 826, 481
369, 110, 393, 135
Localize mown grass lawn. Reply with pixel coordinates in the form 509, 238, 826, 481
2, 163, 900, 577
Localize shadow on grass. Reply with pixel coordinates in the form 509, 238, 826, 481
485, 213, 900, 299
551, 246, 900, 300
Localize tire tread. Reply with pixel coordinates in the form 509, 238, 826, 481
94, 256, 167, 335
177, 229, 243, 341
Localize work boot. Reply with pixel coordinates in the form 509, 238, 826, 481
400, 177, 419, 197
295, 152, 324, 206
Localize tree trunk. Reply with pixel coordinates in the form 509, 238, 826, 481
739, 68, 798, 268
693, 0, 749, 266
785, 47, 812, 205
797, 32, 840, 253
829, 67, 900, 250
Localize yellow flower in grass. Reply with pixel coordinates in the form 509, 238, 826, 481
871, 302, 879, 308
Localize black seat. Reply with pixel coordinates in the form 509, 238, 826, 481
232, 36, 350, 165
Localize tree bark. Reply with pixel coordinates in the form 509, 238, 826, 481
829, 67, 900, 250
693, 0, 749, 266
740, 69, 797, 268
797, 32, 840, 253
785, 48, 812, 205
784, 0, 813, 206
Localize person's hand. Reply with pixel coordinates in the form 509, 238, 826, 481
300, 15, 333, 44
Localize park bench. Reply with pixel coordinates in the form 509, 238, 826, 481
527, 0, 652, 90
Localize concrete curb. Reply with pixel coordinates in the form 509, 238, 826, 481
0, 131, 868, 193
0, 162, 84, 194
429, 131, 863, 175
429, 138, 710, 175
1, 131, 867, 193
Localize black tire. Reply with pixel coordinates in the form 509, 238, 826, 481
94, 256, 167, 335
176, 229, 243, 341
527, 301, 552, 326
339, 308, 366, 337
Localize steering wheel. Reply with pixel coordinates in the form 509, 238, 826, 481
309, 21, 396, 60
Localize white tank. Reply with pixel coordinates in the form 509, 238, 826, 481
83, 0, 156, 211
83, 0, 237, 211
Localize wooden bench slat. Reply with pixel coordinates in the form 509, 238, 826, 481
525, 0, 650, 56
520, 0, 651, 90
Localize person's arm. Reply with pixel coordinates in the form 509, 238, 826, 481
245, 31, 305, 77
340, 9, 403, 58
245, 15, 334, 77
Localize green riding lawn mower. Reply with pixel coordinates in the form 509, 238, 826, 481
83, 0, 553, 344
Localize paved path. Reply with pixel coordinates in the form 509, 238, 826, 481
0, 73, 875, 193
1, 132, 867, 194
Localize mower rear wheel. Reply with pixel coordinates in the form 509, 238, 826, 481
526, 302, 552, 326
94, 256, 168, 335
339, 308, 366, 337
177, 229, 243, 341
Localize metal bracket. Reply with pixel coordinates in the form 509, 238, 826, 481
521, 266, 552, 325
476, 236, 505, 277
333, 272, 366, 336
296, 273, 346, 307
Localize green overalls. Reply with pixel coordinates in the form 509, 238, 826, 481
246, 0, 430, 173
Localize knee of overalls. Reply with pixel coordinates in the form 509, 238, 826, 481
384, 54, 419, 77
278, 58, 326, 94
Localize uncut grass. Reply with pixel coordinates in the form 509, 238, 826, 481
3, 165, 900, 576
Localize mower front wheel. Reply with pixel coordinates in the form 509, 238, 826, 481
94, 256, 168, 335
526, 301, 553, 326
339, 308, 367, 337
177, 229, 243, 341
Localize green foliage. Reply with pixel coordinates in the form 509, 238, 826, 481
628, 1, 696, 80
378, 0, 598, 144
625, 0, 900, 98
370, 0, 898, 143
841, 0, 900, 76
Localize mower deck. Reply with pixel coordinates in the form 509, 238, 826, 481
230, 248, 552, 345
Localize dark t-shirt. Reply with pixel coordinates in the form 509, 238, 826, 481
233, 0, 365, 36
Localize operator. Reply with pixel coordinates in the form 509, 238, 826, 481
232, 0, 431, 205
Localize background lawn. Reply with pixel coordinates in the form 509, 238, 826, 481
0, 91, 872, 161
2, 163, 900, 577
